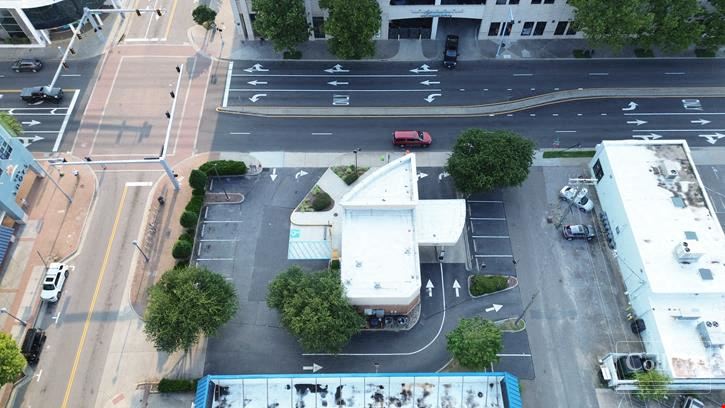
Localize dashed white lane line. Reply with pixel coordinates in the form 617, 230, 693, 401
230, 132, 250, 135
513, 73, 533, 77
556, 130, 577, 133
664, 72, 685, 75
588, 72, 609, 76
311, 132, 332, 135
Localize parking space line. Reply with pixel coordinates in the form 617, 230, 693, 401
497, 353, 532, 357
472, 235, 509, 239
222, 61, 233, 108
199, 239, 237, 242
474, 254, 513, 258
468, 200, 503, 203
54, 89, 79, 152
202, 220, 244, 223
470, 217, 506, 221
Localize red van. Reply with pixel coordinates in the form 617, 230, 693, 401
392, 130, 432, 148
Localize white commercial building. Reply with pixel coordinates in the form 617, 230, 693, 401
339, 153, 465, 315
593, 140, 725, 391
235, 0, 581, 42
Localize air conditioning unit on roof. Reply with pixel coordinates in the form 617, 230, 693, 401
674, 241, 703, 264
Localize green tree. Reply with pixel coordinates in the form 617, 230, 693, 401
633, 370, 671, 401
172, 240, 193, 260
637, 0, 702, 52
446, 129, 535, 195
144, 266, 238, 353
319, 0, 381, 59
188, 169, 208, 191
0, 112, 23, 137
446, 317, 503, 370
569, 0, 653, 51
192, 5, 216, 29
267, 266, 364, 353
180, 210, 198, 229
698, 0, 725, 52
0, 332, 25, 385
252, 0, 310, 53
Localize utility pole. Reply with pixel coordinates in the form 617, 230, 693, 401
515, 290, 539, 326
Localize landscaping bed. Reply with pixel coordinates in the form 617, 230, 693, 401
542, 150, 595, 159
297, 186, 334, 212
469, 275, 517, 297
332, 165, 368, 185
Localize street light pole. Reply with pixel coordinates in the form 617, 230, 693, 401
353, 148, 361, 175
495, 7, 515, 58
131, 240, 149, 262
0, 307, 27, 326
212, 164, 230, 201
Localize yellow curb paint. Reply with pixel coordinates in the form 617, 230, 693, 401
61, 185, 128, 408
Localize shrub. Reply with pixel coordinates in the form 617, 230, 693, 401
695, 48, 716, 58
192, 188, 205, 197
343, 172, 359, 185
573, 49, 592, 58
179, 232, 193, 243
172, 240, 193, 260
192, 5, 216, 27
470, 275, 509, 296
185, 195, 204, 215
634, 48, 654, 58
174, 259, 190, 269
180, 210, 199, 229
199, 160, 247, 176
189, 169, 208, 191
330, 259, 340, 271
283, 50, 302, 59
311, 191, 332, 211
158, 378, 198, 393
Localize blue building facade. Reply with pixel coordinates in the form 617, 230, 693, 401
0, 122, 42, 222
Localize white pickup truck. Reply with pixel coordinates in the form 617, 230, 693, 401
40, 263, 69, 302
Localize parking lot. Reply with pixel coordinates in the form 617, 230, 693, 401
0, 89, 80, 152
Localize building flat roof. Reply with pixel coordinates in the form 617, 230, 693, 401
594, 140, 725, 380
195, 372, 522, 408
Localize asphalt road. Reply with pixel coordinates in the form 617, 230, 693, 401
224, 59, 725, 108
210, 96, 725, 152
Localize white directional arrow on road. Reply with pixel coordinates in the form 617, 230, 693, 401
626, 119, 647, 126
21, 120, 40, 127
270, 168, 278, 182
417, 172, 428, 180
247, 80, 267, 85
249, 94, 267, 102
485, 304, 503, 313
327, 80, 349, 86
303, 363, 323, 373
622, 101, 638, 111
410, 64, 438, 74
426, 279, 434, 297
243, 63, 268, 73
424, 93, 441, 103
699, 133, 725, 145
691, 119, 711, 125
295, 170, 309, 180
420, 80, 440, 86
324, 64, 349, 73
452, 280, 461, 297
16, 135, 44, 146
438, 171, 450, 181
632, 133, 662, 141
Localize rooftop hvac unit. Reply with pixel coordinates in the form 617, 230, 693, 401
697, 320, 725, 348
659, 162, 680, 183
673, 241, 703, 264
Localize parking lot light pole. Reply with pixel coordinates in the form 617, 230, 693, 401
353, 148, 361, 174
0, 307, 27, 326
212, 164, 230, 201
131, 240, 149, 262
495, 7, 515, 59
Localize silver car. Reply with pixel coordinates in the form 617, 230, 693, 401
559, 185, 594, 212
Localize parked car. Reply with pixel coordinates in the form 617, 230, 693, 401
679, 396, 704, 408
562, 224, 596, 241
559, 185, 594, 212
40, 263, 69, 302
20, 86, 63, 104
20, 328, 46, 365
443, 35, 459, 69
392, 130, 432, 148
11, 59, 42, 73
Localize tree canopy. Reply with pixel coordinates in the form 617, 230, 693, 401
633, 370, 671, 401
319, 0, 381, 59
144, 266, 237, 353
0, 333, 25, 385
0, 112, 23, 137
192, 5, 216, 28
267, 266, 364, 353
446, 317, 503, 370
252, 0, 310, 53
446, 129, 535, 195
570, 0, 724, 52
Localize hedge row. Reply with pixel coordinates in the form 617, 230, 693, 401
199, 160, 247, 176
158, 378, 198, 393
470, 275, 509, 296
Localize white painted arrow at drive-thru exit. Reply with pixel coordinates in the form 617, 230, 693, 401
452, 280, 461, 297
426, 279, 434, 297
485, 304, 503, 313
303, 363, 322, 373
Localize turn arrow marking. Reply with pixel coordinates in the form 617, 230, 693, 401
410, 64, 438, 73
699, 133, 725, 145
324, 64, 349, 73
295, 170, 309, 179
424, 94, 441, 103
632, 133, 662, 141
243, 63, 268, 73
417, 172, 428, 180
16, 135, 44, 146
485, 304, 503, 313
249, 94, 267, 102
438, 171, 450, 181
622, 102, 638, 111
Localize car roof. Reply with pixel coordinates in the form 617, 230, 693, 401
394, 130, 420, 138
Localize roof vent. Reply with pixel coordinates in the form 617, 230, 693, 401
659, 162, 680, 183
355, 261, 363, 268
374, 282, 381, 289
698, 320, 725, 347
673, 240, 703, 264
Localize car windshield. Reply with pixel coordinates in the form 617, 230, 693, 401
579, 197, 589, 205
42, 283, 54, 290
417, 131, 424, 140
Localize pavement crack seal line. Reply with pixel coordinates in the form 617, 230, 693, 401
61, 185, 128, 408
216, 86, 725, 118
303, 263, 447, 357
